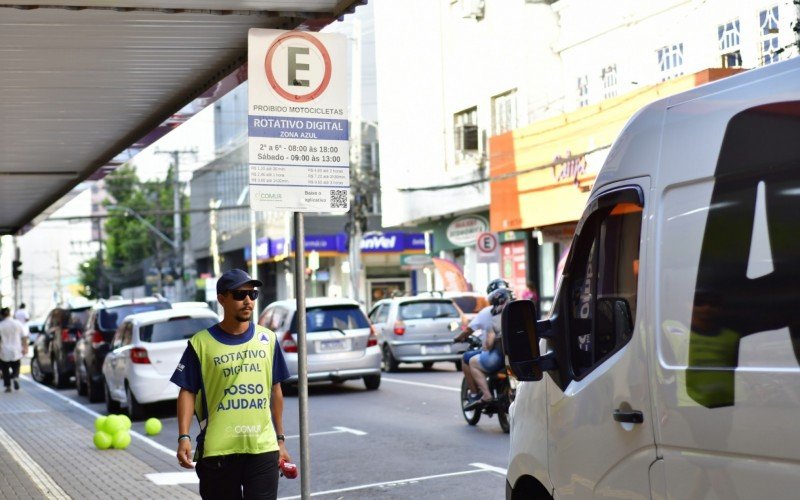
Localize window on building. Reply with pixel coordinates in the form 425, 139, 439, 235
760, 6, 780, 65
454, 107, 479, 159
657, 43, 684, 81
563, 189, 643, 379
576, 75, 589, 107
601, 65, 618, 100
718, 19, 742, 68
492, 90, 517, 135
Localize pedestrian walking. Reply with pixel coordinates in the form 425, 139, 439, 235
0, 307, 28, 392
171, 269, 291, 500
13, 303, 29, 325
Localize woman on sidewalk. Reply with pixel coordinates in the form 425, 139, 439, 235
0, 307, 28, 392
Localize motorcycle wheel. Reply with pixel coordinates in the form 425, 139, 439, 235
496, 381, 513, 434
461, 377, 481, 426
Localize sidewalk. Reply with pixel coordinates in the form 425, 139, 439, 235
0, 376, 198, 499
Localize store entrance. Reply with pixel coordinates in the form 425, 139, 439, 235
367, 278, 410, 309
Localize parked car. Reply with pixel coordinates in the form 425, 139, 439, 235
416, 291, 489, 321
102, 307, 219, 419
368, 297, 468, 372
75, 297, 171, 402
258, 298, 381, 391
30, 305, 92, 388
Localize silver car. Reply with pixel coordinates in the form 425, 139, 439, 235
368, 297, 468, 372
258, 298, 381, 391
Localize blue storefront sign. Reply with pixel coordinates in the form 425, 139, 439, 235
245, 231, 428, 261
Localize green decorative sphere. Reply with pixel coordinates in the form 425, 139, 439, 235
119, 414, 132, 430
94, 416, 107, 432
112, 430, 132, 450
93, 431, 112, 450
144, 418, 162, 436
103, 414, 125, 435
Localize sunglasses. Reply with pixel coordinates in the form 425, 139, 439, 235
229, 290, 259, 301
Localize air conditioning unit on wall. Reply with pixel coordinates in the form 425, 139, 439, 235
460, 0, 485, 20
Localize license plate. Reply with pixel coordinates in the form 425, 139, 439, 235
319, 339, 349, 352
422, 344, 450, 355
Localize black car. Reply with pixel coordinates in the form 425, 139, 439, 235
30, 305, 92, 388
74, 298, 171, 402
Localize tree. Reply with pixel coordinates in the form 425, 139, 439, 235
78, 257, 99, 299
78, 163, 189, 294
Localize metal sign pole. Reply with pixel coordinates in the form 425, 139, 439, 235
292, 211, 310, 499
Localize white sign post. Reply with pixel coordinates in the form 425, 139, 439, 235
476, 231, 500, 264
249, 29, 349, 499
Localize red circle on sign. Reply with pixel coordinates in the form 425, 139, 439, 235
478, 233, 498, 252
264, 31, 332, 103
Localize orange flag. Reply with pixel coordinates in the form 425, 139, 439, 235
432, 257, 470, 292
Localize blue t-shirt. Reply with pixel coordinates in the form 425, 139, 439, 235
170, 322, 290, 393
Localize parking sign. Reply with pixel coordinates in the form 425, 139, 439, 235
476, 232, 499, 263
248, 30, 349, 212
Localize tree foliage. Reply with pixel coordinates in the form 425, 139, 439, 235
78, 163, 189, 293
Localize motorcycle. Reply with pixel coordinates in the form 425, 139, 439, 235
456, 335, 515, 434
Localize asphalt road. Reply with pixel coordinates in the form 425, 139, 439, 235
24, 360, 508, 499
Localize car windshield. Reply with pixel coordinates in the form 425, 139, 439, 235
290, 306, 370, 333
99, 302, 171, 331
399, 301, 460, 320
139, 316, 218, 343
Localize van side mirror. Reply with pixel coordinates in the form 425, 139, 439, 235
501, 299, 557, 382
28, 324, 41, 334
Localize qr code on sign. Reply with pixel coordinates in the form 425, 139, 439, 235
330, 189, 348, 209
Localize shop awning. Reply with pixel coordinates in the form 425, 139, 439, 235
0, 1, 364, 235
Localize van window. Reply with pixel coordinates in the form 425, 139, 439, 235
565, 193, 643, 379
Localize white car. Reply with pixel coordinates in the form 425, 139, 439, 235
258, 298, 382, 391
102, 308, 219, 419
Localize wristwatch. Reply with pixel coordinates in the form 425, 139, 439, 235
276, 434, 285, 442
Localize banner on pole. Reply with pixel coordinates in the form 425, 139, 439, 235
248, 30, 350, 213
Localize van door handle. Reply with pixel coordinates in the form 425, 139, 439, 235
613, 409, 644, 424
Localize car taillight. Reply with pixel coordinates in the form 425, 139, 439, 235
281, 331, 297, 353
367, 325, 378, 347
393, 321, 405, 335
91, 330, 105, 349
61, 328, 76, 342
130, 347, 151, 364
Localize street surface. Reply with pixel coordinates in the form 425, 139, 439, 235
3, 360, 507, 499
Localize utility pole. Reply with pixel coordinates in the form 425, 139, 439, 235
155, 148, 197, 301
348, 18, 364, 305
12, 237, 20, 308
209, 199, 222, 276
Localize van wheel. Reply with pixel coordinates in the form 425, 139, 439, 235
105, 382, 121, 414
126, 384, 146, 421
460, 377, 481, 426
281, 382, 297, 396
454, 360, 462, 372
31, 355, 50, 384
363, 375, 381, 390
422, 362, 434, 371
382, 345, 399, 372
76, 365, 88, 396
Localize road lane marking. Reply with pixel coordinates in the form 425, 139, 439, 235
471, 462, 508, 475
145, 472, 199, 485
278, 467, 487, 499
20, 375, 176, 457
0, 426, 71, 499
381, 377, 460, 392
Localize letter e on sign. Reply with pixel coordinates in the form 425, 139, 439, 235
265, 32, 332, 102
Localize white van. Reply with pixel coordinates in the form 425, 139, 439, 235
502, 56, 800, 499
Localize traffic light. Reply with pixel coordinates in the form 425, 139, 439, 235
12, 260, 22, 280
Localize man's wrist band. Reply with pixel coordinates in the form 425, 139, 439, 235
178, 434, 191, 442
276, 434, 285, 442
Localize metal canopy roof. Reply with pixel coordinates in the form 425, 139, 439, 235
0, 1, 361, 234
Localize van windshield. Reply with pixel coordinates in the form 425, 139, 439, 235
399, 301, 460, 320
139, 316, 218, 343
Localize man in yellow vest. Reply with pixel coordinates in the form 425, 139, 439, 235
171, 268, 291, 499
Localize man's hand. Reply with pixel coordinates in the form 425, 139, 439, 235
278, 441, 292, 464
177, 439, 194, 469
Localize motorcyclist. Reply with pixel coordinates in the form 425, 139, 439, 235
462, 287, 514, 411
454, 279, 509, 404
